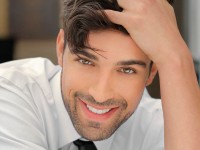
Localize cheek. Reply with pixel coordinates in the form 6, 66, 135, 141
126, 86, 145, 110
115, 76, 147, 110
62, 70, 79, 93
61, 66, 93, 94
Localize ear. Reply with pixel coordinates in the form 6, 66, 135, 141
56, 29, 65, 67
146, 63, 158, 86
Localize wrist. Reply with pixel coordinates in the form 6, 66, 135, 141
155, 42, 193, 72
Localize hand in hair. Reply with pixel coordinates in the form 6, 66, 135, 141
105, 0, 179, 66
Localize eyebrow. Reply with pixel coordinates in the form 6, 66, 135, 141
116, 60, 147, 68
75, 50, 98, 60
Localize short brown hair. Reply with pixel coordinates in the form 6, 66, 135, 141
62, 0, 174, 53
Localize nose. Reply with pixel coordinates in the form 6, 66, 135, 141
88, 73, 114, 103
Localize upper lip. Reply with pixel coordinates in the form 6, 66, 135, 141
78, 98, 119, 110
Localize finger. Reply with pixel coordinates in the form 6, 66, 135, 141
104, 10, 127, 27
116, 0, 125, 8
117, 0, 135, 9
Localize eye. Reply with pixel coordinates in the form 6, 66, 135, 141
78, 58, 93, 66
119, 67, 136, 74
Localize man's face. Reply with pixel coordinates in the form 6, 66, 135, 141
57, 29, 156, 141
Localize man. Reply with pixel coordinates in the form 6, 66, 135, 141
0, 0, 199, 150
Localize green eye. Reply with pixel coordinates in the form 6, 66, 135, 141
120, 68, 136, 74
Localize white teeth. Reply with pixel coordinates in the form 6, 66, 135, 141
86, 105, 110, 114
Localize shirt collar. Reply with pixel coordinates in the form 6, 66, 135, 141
50, 71, 80, 148
142, 88, 150, 101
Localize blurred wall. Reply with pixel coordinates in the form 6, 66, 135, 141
0, 0, 9, 38
8, 0, 60, 64
10, 0, 60, 39
184, 0, 200, 61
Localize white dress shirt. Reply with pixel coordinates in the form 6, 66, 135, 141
0, 58, 164, 150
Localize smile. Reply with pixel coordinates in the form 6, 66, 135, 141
86, 104, 110, 115
78, 97, 120, 121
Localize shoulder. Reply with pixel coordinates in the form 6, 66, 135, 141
134, 93, 164, 149
0, 57, 61, 97
0, 57, 61, 119
0, 58, 61, 149
0, 57, 60, 80
134, 91, 163, 131
139, 92, 162, 115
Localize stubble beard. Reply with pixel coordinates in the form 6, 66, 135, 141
62, 91, 134, 141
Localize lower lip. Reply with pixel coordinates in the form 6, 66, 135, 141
78, 99, 119, 122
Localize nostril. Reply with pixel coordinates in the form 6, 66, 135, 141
88, 86, 114, 103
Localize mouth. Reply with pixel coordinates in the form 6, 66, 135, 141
86, 105, 111, 115
78, 98, 119, 121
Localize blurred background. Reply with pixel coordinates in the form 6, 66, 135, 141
0, 0, 60, 64
0, 0, 199, 98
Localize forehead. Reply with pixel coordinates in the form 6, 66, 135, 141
87, 29, 149, 62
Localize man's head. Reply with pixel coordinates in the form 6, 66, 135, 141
56, 0, 165, 141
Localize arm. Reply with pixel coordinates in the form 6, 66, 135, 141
106, 0, 200, 149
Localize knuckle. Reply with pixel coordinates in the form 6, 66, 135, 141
137, 2, 147, 13
148, 0, 157, 4
136, 0, 153, 14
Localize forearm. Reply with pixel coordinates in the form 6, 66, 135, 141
157, 45, 200, 150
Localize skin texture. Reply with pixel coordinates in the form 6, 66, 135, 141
105, 0, 200, 149
56, 29, 157, 141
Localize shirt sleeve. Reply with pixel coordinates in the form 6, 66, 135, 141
0, 85, 48, 150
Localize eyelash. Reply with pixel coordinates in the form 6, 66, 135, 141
118, 67, 137, 74
75, 58, 94, 66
